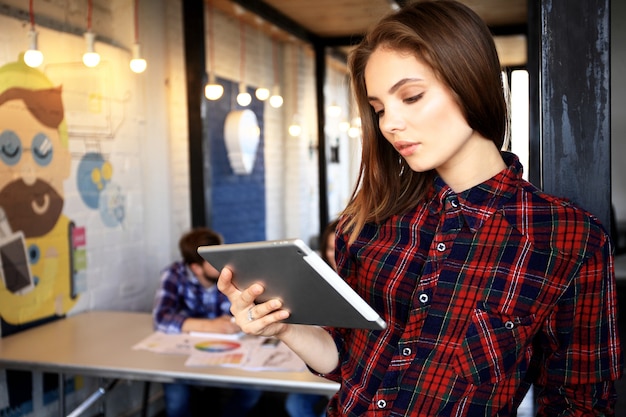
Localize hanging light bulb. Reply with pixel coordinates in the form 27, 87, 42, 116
348, 117, 362, 138
348, 126, 361, 138
129, 0, 147, 73
205, 72, 224, 100
288, 46, 301, 137
255, 87, 270, 101
24, 1, 43, 68
130, 43, 147, 73
236, 21, 251, 107
269, 39, 283, 108
269, 85, 283, 108
288, 114, 302, 137
204, 1, 223, 100
82, 1, 99, 67
327, 102, 342, 118
237, 82, 252, 107
24, 29, 43, 68
83, 31, 100, 67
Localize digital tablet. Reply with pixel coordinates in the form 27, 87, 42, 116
198, 239, 386, 330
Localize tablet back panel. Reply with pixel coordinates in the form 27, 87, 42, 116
198, 239, 386, 330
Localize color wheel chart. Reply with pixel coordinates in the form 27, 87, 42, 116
194, 340, 240, 353
192, 340, 245, 366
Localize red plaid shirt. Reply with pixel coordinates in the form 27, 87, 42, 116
322, 152, 622, 416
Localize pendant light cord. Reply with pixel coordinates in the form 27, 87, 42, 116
29, 0, 35, 30
87, 0, 93, 31
240, 20, 246, 85
208, 1, 215, 75
134, 0, 139, 43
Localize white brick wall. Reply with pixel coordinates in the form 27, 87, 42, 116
0, 0, 358, 414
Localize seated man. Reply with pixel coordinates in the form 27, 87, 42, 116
153, 227, 262, 417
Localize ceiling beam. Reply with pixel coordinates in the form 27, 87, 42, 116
229, 0, 320, 44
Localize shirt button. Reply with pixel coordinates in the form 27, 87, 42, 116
377, 399, 387, 409
451, 199, 459, 208
504, 321, 515, 330
436, 242, 446, 252
402, 347, 412, 356
418, 293, 429, 304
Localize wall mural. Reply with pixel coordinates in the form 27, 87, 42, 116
76, 153, 125, 228
0, 54, 126, 416
0, 56, 80, 329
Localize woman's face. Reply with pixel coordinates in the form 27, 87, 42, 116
364, 47, 484, 179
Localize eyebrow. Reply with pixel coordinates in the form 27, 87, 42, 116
367, 77, 424, 102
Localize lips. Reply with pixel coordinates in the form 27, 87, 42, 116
394, 141, 420, 157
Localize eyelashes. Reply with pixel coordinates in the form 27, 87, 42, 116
372, 93, 425, 118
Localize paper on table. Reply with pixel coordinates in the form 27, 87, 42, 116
241, 338, 306, 371
132, 331, 198, 355
185, 337, 306, 371
133, 332, 306, 371
132, 331, 244, 355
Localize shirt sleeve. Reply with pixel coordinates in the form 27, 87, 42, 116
535, 233, 623, 415
152, 267, 188, 333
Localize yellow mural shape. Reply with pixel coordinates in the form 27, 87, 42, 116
0, 55, 77, 326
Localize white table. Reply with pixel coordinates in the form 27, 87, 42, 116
0, 310, 339, 416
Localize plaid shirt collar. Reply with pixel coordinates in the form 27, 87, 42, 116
430, 151, 521, 233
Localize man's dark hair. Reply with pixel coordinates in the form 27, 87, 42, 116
179, 227, 223, 266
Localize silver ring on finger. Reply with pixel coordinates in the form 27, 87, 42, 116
247, 307, 254, 322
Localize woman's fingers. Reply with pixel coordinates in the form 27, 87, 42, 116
242, 305, 290, 337
217, 266, 290, 336
216, 267, 238, 297
239, 281, 265, 306
217, 267, 263, 307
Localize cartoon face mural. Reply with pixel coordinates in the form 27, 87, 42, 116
0, 55, 78, 326
0, 87, 70, 236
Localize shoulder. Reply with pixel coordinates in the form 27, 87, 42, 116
161, 261, 191, 284
502, 180, 608, 259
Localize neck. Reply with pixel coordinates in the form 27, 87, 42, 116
437, 138, 506, 193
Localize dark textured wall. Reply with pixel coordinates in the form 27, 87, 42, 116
205, 78, 266, 244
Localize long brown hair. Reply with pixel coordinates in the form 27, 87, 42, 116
341, 0, 508, 242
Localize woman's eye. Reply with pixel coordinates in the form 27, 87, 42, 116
405, 93, 424, 104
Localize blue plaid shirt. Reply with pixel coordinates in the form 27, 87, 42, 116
152, 261, 232, 333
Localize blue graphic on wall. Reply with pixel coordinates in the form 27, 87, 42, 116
76, 152, 125, 228
205, 78, 265, 244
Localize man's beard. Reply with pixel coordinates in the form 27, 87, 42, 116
0, 179, 63, 238
203, 272, 219, 284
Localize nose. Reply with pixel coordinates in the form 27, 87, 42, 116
378, 108, 405, 135
20, 163, 37, 186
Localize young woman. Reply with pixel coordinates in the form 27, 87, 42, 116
218, 1, 622, 415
